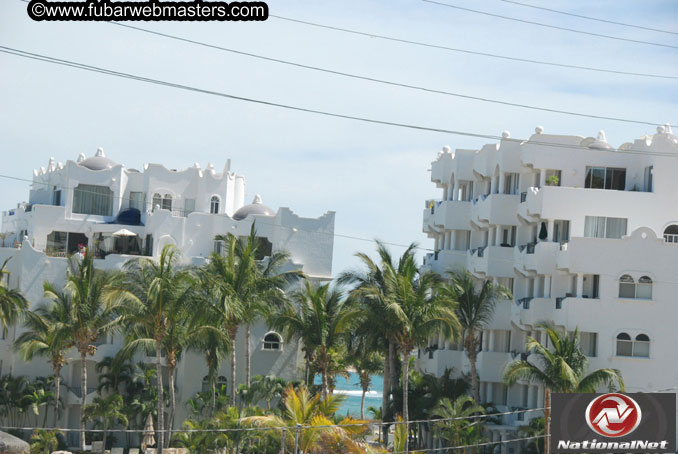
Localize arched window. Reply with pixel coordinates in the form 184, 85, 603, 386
263, 333, 282, 351
664, 225, 678, 243
619, 274, 653, 299
634, 334, 650, 357
152, 193, 162, 211
202, 375, 228, 392
618, 275, 635, 298
216, 376, 227, 388
616, 333, 632, 357
637, 276, 653, 299
210, 196, 220, 214
162, 194, 173, 211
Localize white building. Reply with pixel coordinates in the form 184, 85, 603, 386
0, 148, 335, 444
418, 126, 678, 442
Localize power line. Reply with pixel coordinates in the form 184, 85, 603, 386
422, 0, 678, 50
269, 14, 678, 80
497, 0, 678, 36
102, 22, 668, 127
0, 46, 676, 157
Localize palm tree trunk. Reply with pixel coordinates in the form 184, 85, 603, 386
360, 388, 366, 420
245, 323, 251, 388
321, 365, 328, 399
80, 350, 87, 450
211, 378, 216, 414
402, 348, 410, 454
229, 328, 237, 404
167, 366, 176, 447
381, 347, 390, 443
155, 342, 165, 454
102, 426, 107, 452
53, 365, 61, 427
468, 344, 480, 404
389, 342, 398, 397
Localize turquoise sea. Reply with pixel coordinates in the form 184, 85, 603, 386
314, 372, 383, 417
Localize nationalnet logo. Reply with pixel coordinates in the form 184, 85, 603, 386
552, 392, 676, 453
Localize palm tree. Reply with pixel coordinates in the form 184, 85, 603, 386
44, 251, 122, 450
213, 225, 303, 391
518, 417, 545, 454
503, 321, 625, 393
439, 270, 511, 403
30, 429, 61, 454
95, 354, 134, 395
380, 251, 461, 451
431, 395, 486, 453
339, 241, 419, 434
115, 244, 195, 450
0, 257, 28, 337
242, 385, 372, 454
347, 345, 383, 420
15, 301, 72, 427
270, 280, 357, 399
82, 394, 129, 450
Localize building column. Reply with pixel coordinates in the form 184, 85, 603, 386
452, 180, 460, 201
546, 219, 554, 242
496, 225, 503, 246
486, 383, 493, 404
449, 230, 456, 251
544, 275, 552, 298
576, 273, 584, 297
488, 330, 495, 352
490, 175, 497, 195
499, 172, 506, 194
539, 170, 547, 188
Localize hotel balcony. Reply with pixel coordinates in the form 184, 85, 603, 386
422, 249, 468, 275
523, 186, 655, 221
468, 245, 515, 278
423, 200, 472, 234
514, 241, 559, 275
418, 349, 466, 377
476, 351, 513, 383
471, 194, 520, 227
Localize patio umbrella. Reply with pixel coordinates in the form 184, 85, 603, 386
112, 228, 137, 237
141, 413, 155, 451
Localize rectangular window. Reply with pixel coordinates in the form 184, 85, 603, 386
580, 332, 597, 357
584, 216, 627, 239
553, 220, 570, 243
585, 167, 626, 190
73, 184, 113, 216
504, 173, 520, 195
129, 192, 144, 211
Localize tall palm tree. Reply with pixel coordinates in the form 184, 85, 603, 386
439, 270, 512, 403
213, 224, 303, 390
339, 241, 418, 432
82, 394, 129, 450
0, 257, 28, 337
14, 301, 72, 426
347, 340, 383, 420
44, 251, 122, 450
115, 245, 195, 451
380, 251, 461, 451
503, 321, 625, 393
270, 280, 357, 398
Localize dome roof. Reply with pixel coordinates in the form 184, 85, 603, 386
232, 195, 275, 221
78, 147, 117, 171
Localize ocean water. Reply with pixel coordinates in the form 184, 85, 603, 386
314, 372, 383, 418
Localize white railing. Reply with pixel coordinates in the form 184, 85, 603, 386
664, 234, 678, 243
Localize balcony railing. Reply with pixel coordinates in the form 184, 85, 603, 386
517, 297, 533, 309
664, 234, 678, 243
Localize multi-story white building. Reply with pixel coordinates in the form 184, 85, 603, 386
0, 148, 335, 444
418, 125, 678, 443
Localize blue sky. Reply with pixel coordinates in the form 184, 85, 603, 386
0, 0, 676, 275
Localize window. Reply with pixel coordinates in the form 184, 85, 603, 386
210, 196, 220, 214
53, 187, 61, 206
616, 332, 650, 358
580, 332, 597, 357
504, 173, 519, 195
553, 220, 570, 243
619, 275, 653, 299
584, 216, 627, 239
664, 225, 678, 243
72, 184, 113, 216
239, 236, 273, 260
585, 167, 626, 190
502, 226, 516, 246
201, 375, 227, 392
162, 194, 173, 211
46, 231, 88, 255
263, 333, 282, 351
152, 193, 162, 211
545, 169, 561, 186
129, 192, 144, 211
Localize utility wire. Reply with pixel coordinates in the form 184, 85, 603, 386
269, 14, 678, 80
104, 22, 668, 127
497, 0, 678, 36
422, 0, 678, 50
0, 45, 676, 156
